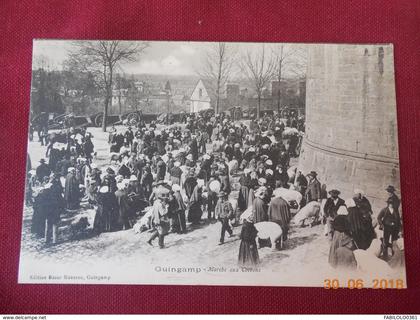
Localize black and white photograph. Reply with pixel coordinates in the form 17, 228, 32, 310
19, 40, 406, 287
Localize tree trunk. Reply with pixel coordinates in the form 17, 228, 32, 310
216, 90, 220, 114
257, 94, 261, 120
102, 93, 109, 132
102, 64, 113, 132
277, 65, 282, 113
118, 92, 122, 114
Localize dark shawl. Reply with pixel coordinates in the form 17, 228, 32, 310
252, 197, 268, 223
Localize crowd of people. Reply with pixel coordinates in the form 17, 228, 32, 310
25, 110, 403, 271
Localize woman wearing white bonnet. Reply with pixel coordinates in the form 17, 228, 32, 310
346, 197, 376, 250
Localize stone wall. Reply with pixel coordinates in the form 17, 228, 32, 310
298, 44, 400, 213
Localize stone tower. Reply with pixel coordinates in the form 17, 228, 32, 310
298, 44, 400, 212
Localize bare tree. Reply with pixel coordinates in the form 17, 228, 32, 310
240, 45, 276, 119
66, 41, 148, 131
272, 44, 307, 112
197, 42, 235, 114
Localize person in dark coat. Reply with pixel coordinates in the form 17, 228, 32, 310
304, 171, 321, 203
64, 167, 80, 210
353, 189, 373, 217
170, 184, 187, 233
183, 169, 197, 200
36, 159, 51, 183
274, 165, 289, 189
83, 136, 94, 163
48, 147, 61, 173
386, 185, 401, 212
188, 181, 203, 224
252, 187, 268, 223
57, 155, 73, 178
44, 179, 65, 244
118, 161, 131, 179
124, 127, 134, 146
215, 191, 234, 245
31, 186, 50, 237
189, 136, 199, 162
170, 161, 183, 186
115, 182, 133, 230
323, 189, 345, 239
294, 171, 308, 196
147, 192, 170, 249
378, 198, 401, 258
219, 167, 231, 195
141, 165, 154, 200
103, 167, 117, 194
156, 156, 166, 181
238, 170, 251, 212
268, 196, 291, 241
328, 214, 356, 268
238, 216, 260, 267
346, 198, 375, 250
93, 186, 118, 233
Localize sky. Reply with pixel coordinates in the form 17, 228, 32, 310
32, 40, 307, 77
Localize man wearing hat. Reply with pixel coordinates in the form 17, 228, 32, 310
124, 126, 134, 147
44, 177, 65, 244
147, 189, 170, 248
305, 171, 321, 203
377, 198, 401, 258
64, 167, 80, 210
215, 191, 234, 245
324, 189, 345, 239
36, 159, 51, 183
386, 185, 400, 212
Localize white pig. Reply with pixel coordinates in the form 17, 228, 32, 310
272, 187, 302, 212
133, 206, 153, 233
254, 221, 284, 250
292, 201, 321, 227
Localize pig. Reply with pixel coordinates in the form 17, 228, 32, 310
133, 206, 153, 233
272, 187, 303, 212
292, 201, 321, 227
239, 210, 284, 250
254, 221, 284, 250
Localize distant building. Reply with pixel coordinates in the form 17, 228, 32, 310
190, 79, 211, 113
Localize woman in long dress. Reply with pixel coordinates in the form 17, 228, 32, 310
238, 217, 260, 266
188, 182, 203, 224
328, 212, 356, 268
237, 169, 251, 212
347, 198, 375, 250
252, 186, 268, 223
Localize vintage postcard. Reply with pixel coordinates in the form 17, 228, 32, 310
19, 40, 406, 287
